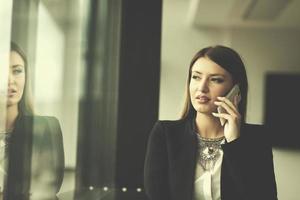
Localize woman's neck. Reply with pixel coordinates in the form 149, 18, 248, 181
195, 112, 224, 139
6, 105, 19, 131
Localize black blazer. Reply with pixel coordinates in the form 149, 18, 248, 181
144, 118, 277, 200
5, 115, 64, 200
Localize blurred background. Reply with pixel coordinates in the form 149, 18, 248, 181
0, 0, 299, 199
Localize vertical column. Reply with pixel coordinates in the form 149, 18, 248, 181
75, 0, 162, 199
115, 0, 162, 198
75, 0, 122, 193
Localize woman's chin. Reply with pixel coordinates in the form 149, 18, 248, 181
195, 108, 214, 114
194, 104, 215, 114
6, 99, 19, 107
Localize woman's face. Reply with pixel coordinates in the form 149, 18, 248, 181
189, 57, 234, 114
7, 51, 26, 107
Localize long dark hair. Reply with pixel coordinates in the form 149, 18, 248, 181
10, 41, 34, 115
181, 45, 248, 123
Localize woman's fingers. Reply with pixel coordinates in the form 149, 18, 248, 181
212, 112, 231, 124
217, 96, 239, 114
213, 96, 242, 142
214, 100, 237, 116
214, 96, 241, 124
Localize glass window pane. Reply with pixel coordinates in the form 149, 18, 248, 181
0, 1, 13, 195
5, 0, 90, 198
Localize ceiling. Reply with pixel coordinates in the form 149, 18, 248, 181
188, 0, 300, 29
42, 0, 85, 30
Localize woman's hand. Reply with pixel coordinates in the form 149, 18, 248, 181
212, 95, 241, 142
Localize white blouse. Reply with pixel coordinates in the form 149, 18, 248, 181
194, 150, 223, 200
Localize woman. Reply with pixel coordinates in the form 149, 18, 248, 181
1, 42, 64, 199
144, 45, 277, 200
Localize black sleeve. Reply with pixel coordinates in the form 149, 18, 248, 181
45, 116, 65, 192
30, 116, 65, 197
144, 121, 171, 200
221, 128, 278, 200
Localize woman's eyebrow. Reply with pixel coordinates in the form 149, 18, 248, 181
11, 64, 24, 68
210, 74, 225, 77
191, 71, 225, 77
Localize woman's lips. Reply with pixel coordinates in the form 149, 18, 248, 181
196, 95, 210, 103
7, 89, 17, 96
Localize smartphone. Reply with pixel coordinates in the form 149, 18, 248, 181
217, 84, 241, 126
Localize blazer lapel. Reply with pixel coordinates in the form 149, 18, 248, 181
5, 115, 33, 198
169, 119, 198, 200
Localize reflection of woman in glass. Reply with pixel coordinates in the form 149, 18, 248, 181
1, 42, 64, 199
144, 45, 277, 200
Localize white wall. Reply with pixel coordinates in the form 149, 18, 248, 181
160, 0, 230, 120
230, 29, 300, 124
160, 0, 300, 199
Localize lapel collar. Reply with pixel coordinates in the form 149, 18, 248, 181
170, 118, 198, 200
6, 115, 33, 197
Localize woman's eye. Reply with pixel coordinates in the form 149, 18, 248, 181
211, 78, 224, 83
13, 68, 24, 75
191, 75, 201, 80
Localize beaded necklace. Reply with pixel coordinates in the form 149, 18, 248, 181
196, 134, 225, 171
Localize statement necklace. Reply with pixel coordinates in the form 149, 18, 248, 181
0, 133, 11, 148
0, 128, 13, 134
196, 134, 225, 171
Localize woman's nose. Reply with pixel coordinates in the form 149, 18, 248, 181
8, 73, 15, 84
197, 79, 209, 93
